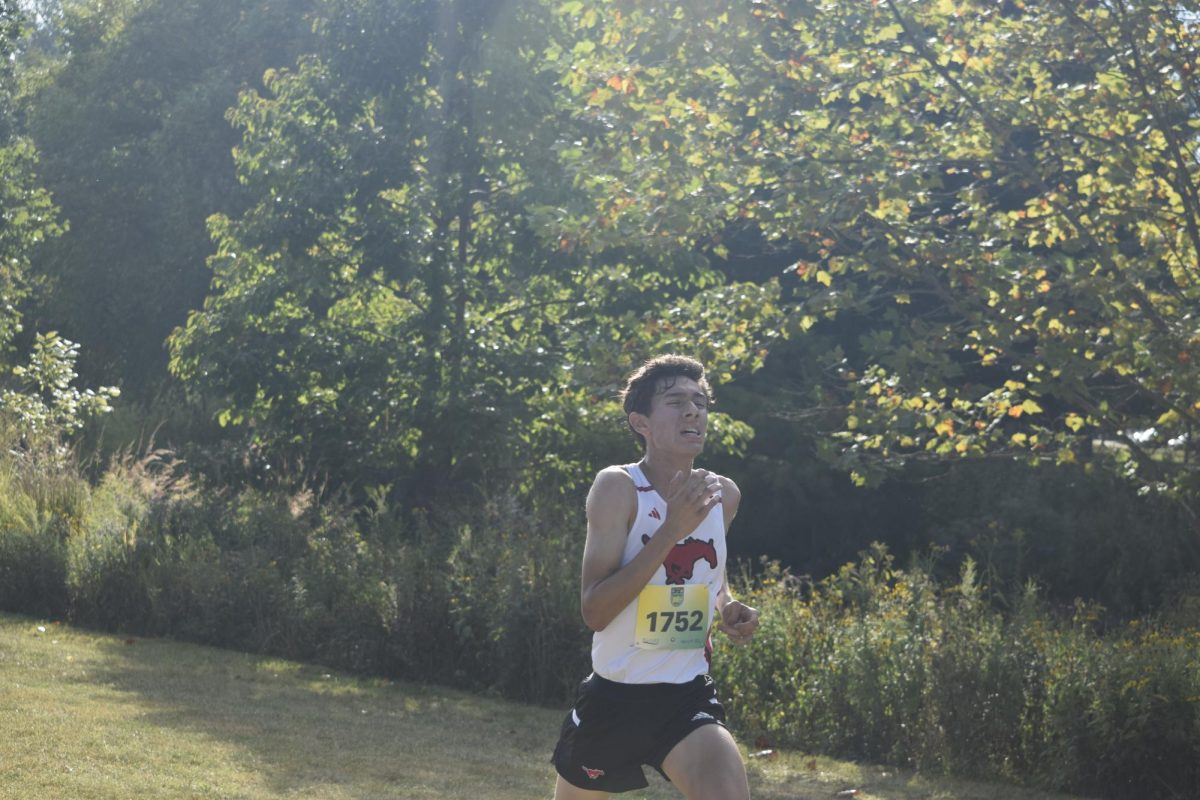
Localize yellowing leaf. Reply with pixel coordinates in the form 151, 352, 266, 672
586, 87, 613, 107
816, 270, 833, 286
1065, 413, 1085, 432
866, 23, 904, 44
1157, 409, 1181, 426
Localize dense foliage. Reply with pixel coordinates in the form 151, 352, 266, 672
0, 435, 1196, 796
167, 0, 780, 505
0, 0, 60, 360
2, 1, 1200, 795
556, 0, 1200, 504
0, 3, 115, 448
18, 0, 321, 389
712, 550, 1200, 799
0, 426, 590, 702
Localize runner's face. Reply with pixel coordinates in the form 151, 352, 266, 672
633, 376, 709, 456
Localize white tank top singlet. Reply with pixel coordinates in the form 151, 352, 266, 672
590, 463, 728, 684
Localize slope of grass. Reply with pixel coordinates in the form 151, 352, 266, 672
0, 612, 1090, 799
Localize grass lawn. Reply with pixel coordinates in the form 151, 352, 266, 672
0, 612, 1090, 800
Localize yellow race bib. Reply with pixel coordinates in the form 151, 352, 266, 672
634, 584, 711, 650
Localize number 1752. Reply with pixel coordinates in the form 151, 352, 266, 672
644, 609, 704, 633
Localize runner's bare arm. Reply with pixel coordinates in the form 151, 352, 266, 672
580, 467, 721, 632
714, 475, 743, 617
718, 475, 741, 533
714, 477, 758, 645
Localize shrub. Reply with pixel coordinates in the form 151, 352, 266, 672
712, 546, 1200, 799
0, 424, 87, 617
66, 448, 200, 633
443, 493, 589, 703
921, 460, 1199, 617
282, 502, 400, 673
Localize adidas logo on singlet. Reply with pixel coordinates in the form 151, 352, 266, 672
648, 507, 661, 520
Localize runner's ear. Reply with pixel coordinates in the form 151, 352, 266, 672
629, 412, 650, 436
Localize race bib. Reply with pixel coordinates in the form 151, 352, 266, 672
634, 584, 711, 650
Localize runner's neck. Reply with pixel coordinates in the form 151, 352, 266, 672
637, 454, 695, 495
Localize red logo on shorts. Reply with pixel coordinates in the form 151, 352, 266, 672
582, 766, 606, 780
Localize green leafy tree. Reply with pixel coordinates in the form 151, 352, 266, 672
18, 0, 320, 391
555, 0, 1200, 511
170, 0, 578, 502
0, 3, 115, 447
1, 330, 119, 443
169, 0, 782, 505
0, 0, 61, 360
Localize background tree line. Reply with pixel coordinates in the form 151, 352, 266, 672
5, 0, 1197, 613
1, 1, 1199, 796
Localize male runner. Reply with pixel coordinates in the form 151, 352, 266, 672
551, 354, 759, 800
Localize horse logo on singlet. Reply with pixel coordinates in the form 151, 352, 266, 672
642, 535, 718, 585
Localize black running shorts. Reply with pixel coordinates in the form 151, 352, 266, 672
551, 672, 728, 793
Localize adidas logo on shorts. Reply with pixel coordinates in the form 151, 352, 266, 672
691, 711, 714, 722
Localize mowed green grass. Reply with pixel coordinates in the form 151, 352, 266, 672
0, 612, 1090, 800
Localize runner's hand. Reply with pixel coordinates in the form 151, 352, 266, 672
718, 600, 758, 646
662, 469, 722, 540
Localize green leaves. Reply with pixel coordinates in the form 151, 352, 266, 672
0, 7, 119, 456
0, 136, 60, 357
551, 0, 1200, 500
169, 0, 642, 500
0, 332, 119, 444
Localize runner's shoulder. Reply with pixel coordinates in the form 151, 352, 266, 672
586, 465, 637, 509
715, 473, 741, 518
713, 473, 740, 501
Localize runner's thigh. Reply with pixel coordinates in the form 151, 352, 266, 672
554, 775, 609, 800
660, 724, 750, 800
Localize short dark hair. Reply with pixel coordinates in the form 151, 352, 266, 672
621, 355, 712, 448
